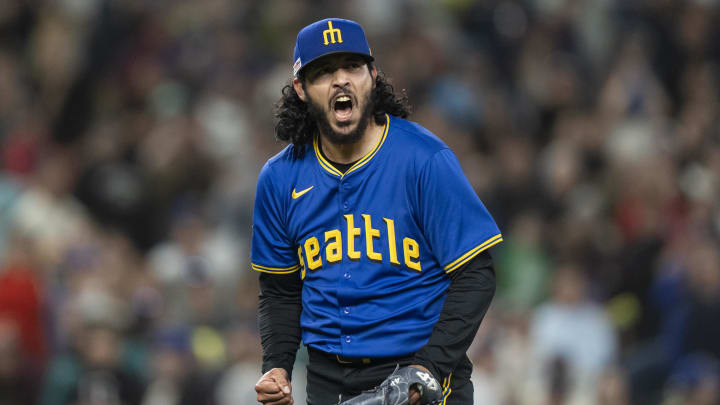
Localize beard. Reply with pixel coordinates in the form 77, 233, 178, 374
306, 88, 375, 145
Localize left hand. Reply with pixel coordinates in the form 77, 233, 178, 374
408, 365, 432, 405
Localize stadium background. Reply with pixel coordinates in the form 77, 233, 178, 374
0, 0, 719, 404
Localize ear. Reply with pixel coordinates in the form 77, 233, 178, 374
368, 63, 377, 89
293, 78, 306, 102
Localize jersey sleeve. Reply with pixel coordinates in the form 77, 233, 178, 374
250, 163, 300, 274
417, 149, 502, 273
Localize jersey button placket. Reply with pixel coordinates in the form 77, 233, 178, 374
339, 178, 352, 348
340, 179, 350, 211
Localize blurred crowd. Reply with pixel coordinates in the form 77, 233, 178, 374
0, 0, 718, 404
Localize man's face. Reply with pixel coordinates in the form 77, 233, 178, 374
294, 53, 376, 144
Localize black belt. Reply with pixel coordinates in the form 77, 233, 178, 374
308, 346, 411, 367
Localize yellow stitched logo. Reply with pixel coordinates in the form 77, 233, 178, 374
292, 186, 314, 199
322, 21, 342, 45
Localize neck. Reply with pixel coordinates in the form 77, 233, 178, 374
320, 119, 383, 164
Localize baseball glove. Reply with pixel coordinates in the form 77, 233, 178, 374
338, 366, 443, 405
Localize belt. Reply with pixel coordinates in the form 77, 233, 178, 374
335, 354, 373, 366
308, 346, 411, 367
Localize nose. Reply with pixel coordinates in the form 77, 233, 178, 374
331, 68, 350, 89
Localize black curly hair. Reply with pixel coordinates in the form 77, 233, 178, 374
274, 65, 410, 158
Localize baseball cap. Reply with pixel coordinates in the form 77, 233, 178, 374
292, 18, 374, 77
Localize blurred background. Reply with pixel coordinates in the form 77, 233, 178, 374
0, 0, 718, 404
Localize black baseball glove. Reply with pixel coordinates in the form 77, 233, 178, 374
338, 366, 444, 405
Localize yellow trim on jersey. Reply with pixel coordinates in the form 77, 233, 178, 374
441, 373, 453, 405
251, 263, 301, 274
344, 114, 389, 176
444, 234, 503, 273
313, 114, 390, 178
314, 138, 343, 176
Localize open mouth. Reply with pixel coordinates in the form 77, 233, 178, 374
332, 95, 354, 122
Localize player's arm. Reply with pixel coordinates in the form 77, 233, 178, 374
411, 148, 501, 382
258, 270, 303, 376
256, 270, 302, 405
411, 250, 496, 381
251, 161, 301, 404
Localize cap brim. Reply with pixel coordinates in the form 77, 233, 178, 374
296, 51, 375, 77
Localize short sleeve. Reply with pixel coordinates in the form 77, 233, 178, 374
250, 163, 300, 274
417, 149, 502, 273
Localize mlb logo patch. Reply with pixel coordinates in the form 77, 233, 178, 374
293, 58, 302, 76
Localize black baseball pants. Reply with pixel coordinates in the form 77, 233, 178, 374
305, 346, 473, 404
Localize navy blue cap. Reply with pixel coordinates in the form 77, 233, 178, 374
292, 18, 374, 76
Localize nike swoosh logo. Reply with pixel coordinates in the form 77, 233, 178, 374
292, 186, 314, 199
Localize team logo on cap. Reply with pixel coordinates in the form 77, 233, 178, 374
322, 21, 343, 45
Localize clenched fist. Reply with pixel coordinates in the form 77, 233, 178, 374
255, 368, 293, 405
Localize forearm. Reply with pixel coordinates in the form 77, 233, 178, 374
412, 251, 496, 381
258, 271, 303, 376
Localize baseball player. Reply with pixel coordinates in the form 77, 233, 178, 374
252, 18, 501, 405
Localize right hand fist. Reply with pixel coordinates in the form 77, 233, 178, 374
255, 368, 293, 404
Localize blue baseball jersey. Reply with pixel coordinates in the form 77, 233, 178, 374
251, 114, 502, 358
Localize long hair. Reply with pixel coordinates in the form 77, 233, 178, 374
274, 68, 411, 158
